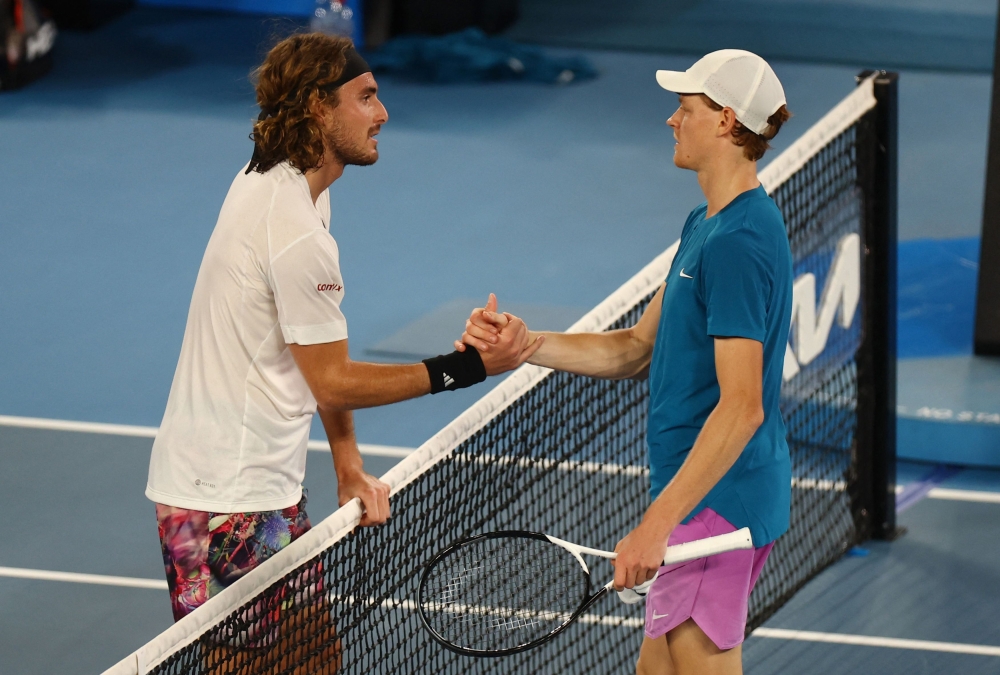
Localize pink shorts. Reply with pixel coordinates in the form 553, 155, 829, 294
644, 507, 773, 650
155, 493, 312, 623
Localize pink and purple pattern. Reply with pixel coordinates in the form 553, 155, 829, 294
155, 495, 312, 622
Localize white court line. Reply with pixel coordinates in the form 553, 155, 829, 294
753, 628, 1000, 657
333, 593, 645, 630
927, 488, 1000, 504
792, 477, 846, 491
0, 415, 159, 438
456, 451, 649, 478
895, 484, 1000, 504
8, 416, 1000, 497
5, 564, 999, 658
305, 439, 413, 458
0, 566, 167, 590
0, 415, 414, 459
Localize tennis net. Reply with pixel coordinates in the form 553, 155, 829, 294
106, 72, 897, 675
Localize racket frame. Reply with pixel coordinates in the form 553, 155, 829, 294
417, 530, 596, 657
417, 527, 753, 657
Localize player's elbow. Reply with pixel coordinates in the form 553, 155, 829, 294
290, 341, 357, 411
313, 371, 356, 411
623, 332, 655, 380
624, 356, 652, 380
315, 389, 352, 412
740, 403, 765, 433
721, 394, 764, 433
629, 364, 651, 381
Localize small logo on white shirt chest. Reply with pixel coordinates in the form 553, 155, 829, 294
317, 283, 343, 292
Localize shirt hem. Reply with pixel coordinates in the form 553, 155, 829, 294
706, 326, 766, 343
145, 485, 303, 514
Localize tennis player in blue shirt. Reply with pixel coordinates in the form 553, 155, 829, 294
457, 50, 793, 674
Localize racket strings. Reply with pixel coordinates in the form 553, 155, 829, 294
421, 536, 589, 652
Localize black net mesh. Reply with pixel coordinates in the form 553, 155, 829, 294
748, 118, 872, 627
146, 108, 878, 675
419, 534, 591, 654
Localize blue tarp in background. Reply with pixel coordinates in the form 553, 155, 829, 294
897, 237, 980, 359
367, 29, 596, 84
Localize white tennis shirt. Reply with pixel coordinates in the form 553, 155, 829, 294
146, 162, 347, 512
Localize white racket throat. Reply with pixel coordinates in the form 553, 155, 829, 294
543, 534, 614, 573
544, 528, 754, 592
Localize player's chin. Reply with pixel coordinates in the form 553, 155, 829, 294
351, 149, 379, 167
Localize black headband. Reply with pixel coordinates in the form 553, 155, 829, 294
324, 46, 371, 91
247, 46, 372, 174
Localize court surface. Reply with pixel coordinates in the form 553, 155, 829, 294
2, 424, 999, 674
1, 6, 998, 674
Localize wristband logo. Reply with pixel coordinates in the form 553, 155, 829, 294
317, 283, 343, 292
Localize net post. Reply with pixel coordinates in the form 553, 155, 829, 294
975, 5, 1000, 355
854, 70, 900, 541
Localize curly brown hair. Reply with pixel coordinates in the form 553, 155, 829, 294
248, 33, 355, 174
700, 94, 791, 162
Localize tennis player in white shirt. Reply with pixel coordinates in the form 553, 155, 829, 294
146, 32, 542, 625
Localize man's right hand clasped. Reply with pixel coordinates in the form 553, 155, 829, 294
455, 293, 542, 372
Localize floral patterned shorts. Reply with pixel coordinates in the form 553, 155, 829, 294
155, 492, 312, 623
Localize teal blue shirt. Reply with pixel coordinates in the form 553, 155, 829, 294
648, 186, 792, 545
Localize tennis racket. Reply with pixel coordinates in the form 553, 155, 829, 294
417, 527, 752, 657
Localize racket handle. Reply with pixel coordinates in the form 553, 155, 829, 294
662, 528, 753, 565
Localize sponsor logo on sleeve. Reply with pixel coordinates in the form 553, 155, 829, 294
317, 283, 343, 292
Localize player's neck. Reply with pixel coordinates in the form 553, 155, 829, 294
305, 154, 345, 204
697, 157, 760, 218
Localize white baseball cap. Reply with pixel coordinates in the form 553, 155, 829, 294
655, 50, 786, 135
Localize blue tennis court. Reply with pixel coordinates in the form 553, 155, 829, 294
1, 2, 998, 673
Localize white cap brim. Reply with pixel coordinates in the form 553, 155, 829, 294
655, 70, 703, 94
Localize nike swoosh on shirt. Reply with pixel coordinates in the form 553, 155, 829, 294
679, 269, 693, 279
652, 612, 670, 620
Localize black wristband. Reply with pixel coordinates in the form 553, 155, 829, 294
423, 348, 487, 394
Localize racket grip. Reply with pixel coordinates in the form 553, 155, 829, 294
661, 528, 753, 565
617, 572, 659, 604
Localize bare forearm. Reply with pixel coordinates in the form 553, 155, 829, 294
315, 361, 430, 411
317, 406, 392, 524
644, 401, 763, 531
526, 329, 653, 379
317, 407, 364, 478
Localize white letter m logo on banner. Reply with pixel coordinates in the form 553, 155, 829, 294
783, 233, 861, 381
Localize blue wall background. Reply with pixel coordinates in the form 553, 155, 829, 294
139, 0, 313, 16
